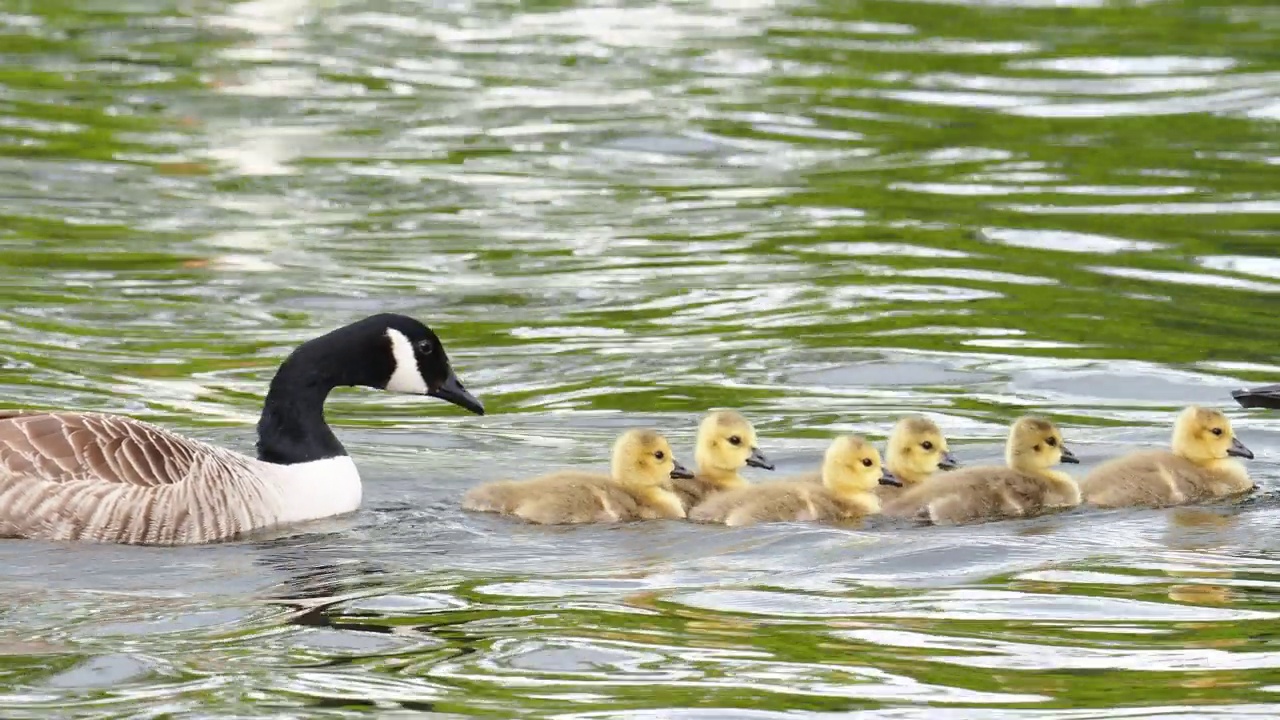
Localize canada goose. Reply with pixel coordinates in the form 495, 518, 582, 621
670, 410, 774, 510
1079, 405, 1255, 508
879, 415, 960, 501
1232, 384, 1280, 409
0, 313, 484, 545
688, 435, 899, 527
883, 416, 1080, 525
462, 429, 693, 524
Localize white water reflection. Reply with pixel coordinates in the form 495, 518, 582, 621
1089, 266, 1280, 294
675, 588, 1280, 621
980, 228, 1166, 254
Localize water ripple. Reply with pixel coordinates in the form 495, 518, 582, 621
3, 0, 1280, 716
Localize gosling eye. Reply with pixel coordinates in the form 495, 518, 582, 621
1211, 428, 1224, 436
728, 436, 742, 446
1033, 444, 1042, 452
1046, 437, 1057, 447
861, 458, 873, 468
654, 451, 665, 460
921, 440, 933, 451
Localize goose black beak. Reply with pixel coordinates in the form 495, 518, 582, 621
670, 459, 695, 480
429, 372, 485, 415
1059, 445, 1080, 464
746, 447, 775, 471
1228, 437, 1255, 460
1233, 384, 1280, 410
939, 450, 960, 470
879, 469, 903, 487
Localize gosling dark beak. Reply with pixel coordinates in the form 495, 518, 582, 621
1233, 384, 1280, 410
939, 450, 960, 470
670, 459, 695, 480
1059, 445, 1080, 464
1228, 437, 1255, 460
878, 469, 903, 487
429, 371, 485, 415
746, 447, 775, 471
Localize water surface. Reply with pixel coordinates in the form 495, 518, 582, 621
2, 0, 1280, 717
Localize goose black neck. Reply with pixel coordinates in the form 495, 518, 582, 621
256, 337, 367, 465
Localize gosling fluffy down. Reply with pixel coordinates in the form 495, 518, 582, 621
462, 429, 692, 525
670, 410, 774, 510
883, 416, 1080, 525
1079, 405, 1255, 508
879, 415, 960, 501
688, 435, 899, 527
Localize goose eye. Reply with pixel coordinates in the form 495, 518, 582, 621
1046, 437, 1057, 447
1211, 428, 1224, 436
861, 458, 873, 468
415, 339, 434, 355
728, 436, 742, 446
921, 441, 933, 451
654, 451, 665, 460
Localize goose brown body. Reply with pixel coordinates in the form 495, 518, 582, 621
0, 412, 311, 544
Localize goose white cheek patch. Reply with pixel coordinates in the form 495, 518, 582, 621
385, 328, 428, 394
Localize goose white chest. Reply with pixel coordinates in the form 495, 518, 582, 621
261, 456, 363, 525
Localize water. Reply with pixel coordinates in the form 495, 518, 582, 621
2, 0, 1280, 716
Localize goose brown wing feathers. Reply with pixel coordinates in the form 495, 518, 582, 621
0, 411, 206, 487
0, 411, 267, 544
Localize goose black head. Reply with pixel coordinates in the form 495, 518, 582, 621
257, 313, 485, 466
378, 314, 485, 415
298, 313, 485, 415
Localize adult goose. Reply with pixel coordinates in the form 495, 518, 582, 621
0, 313, 484, 545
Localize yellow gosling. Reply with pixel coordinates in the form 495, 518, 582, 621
688, 435, 898, 527
671, 410, 774, 511
880, 415, 960, 502
1079, 405, 1255, 508
462, 429, 692, 525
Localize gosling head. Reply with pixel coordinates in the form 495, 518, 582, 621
694, 410, 774, 477
611, 429, 694, 487
1005, 416, 1078, 472
1171, 405, 1253, 464
886, 415, 960, 485
822, 435, 900, 496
